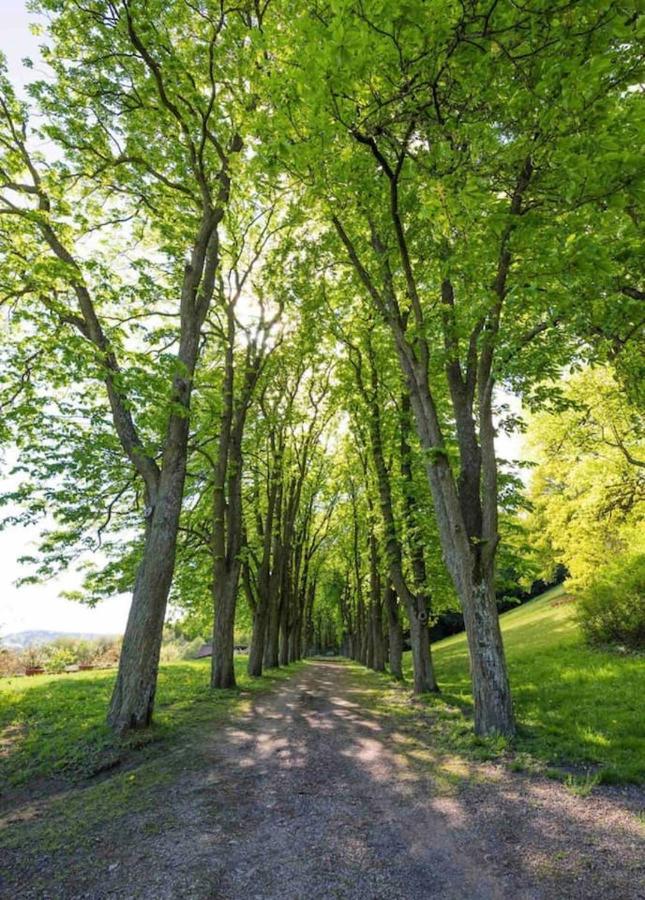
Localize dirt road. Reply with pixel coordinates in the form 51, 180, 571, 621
3, 660, 643, 899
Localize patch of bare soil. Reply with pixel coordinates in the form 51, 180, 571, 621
1, 661, 643, 899
0, 722, 27, 760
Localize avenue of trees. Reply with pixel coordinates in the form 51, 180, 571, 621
0, 1, 642, 737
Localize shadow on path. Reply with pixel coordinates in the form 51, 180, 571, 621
2, 661, 643, 899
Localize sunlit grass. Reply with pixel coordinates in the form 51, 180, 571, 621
0, 656, 301, 787
401, 585, 644, 783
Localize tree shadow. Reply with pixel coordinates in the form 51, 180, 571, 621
1, 659, 642, 899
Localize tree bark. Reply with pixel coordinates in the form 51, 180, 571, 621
248, 602, 268, 677
278, 589, 290, 666
369, 533, 386, 671
264, 587, 281, 668
247, 465, 280, 677
385, 584, 403, 679
408, 598, 436, 694
211, 566, 239, 688
107, 469, 184, 731
406, 358, 513, 731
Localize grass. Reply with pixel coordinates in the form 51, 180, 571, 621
0, 654, 305, 888
0, 656, 302, 790
1, 586, 642, 795
402, 585, 645, 783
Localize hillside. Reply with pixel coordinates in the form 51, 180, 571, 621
0, 630, 118, 649
411, 585, 644, 782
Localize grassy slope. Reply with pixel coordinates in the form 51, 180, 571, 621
0, 656, 301, 789
1, 588, 642, 792
406, 585, 644, 783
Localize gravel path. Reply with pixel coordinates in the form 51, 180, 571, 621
3, 660, 644, 899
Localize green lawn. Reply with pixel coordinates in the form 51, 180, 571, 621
406, 585, 645, 783
1, 590, 642, 792
0, 656, 301, 789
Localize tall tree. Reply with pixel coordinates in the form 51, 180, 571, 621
264, 0, 642, 734
343, 331, 438, 691
0, 2, 258, 730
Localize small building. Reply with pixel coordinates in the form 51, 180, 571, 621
194, 643, 249, 659
195, 643, 213, 659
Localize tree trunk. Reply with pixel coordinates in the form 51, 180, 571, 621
407, 370, 513, 733
462, 576, 513, 735
384, 584, 403, 679
357, 598, 368, 665
107, 476, 183, 732
288, 622, 299, 663
278, 593, 290, 666
408, 601, 437, 694
365, 610, 375, 670
372, 609, 386, 671
264, 591, 281, 668
211, 566, 239, 688
248, 602, 267, 677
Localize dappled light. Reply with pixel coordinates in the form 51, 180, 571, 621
2, 657, 643, 898
0, 0, 642, 895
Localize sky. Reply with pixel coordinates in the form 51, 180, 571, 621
1, 0, 40, 88
0, 1, 525, 638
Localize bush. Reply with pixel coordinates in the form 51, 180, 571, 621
159, 635, 206, 662
159, 642, 183, 662
46, 647, 78, 673
577, 553, 645, 650
0, 648, 21, 677
20, 646, 46, 670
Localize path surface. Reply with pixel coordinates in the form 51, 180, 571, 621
4, 660, 644, 899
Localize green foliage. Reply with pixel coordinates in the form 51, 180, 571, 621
527, 366, 644, 588
0, 0, 643, 748
43, 647, 77, 674
0, 636, 123, 676
577, 553, 645, 650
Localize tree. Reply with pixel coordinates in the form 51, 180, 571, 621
262, 0, 643, 735
339, 324, 439, 691
527, 366, 644, 589
204, 203, 284, 689
0, 1, 258, 731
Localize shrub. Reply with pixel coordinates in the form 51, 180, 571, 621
0, 647, 21, 677
577, 553, 645, 650
159, 642, 182, 662
46, 647, 78, 673
93, 637, 121, 667
20, 646, 45, 669
160, 635, 205, 662
74, 639, 95, 664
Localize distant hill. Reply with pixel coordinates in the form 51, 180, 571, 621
0, 630, 118, 649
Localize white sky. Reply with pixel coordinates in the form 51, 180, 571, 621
0, 1, 525, 638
